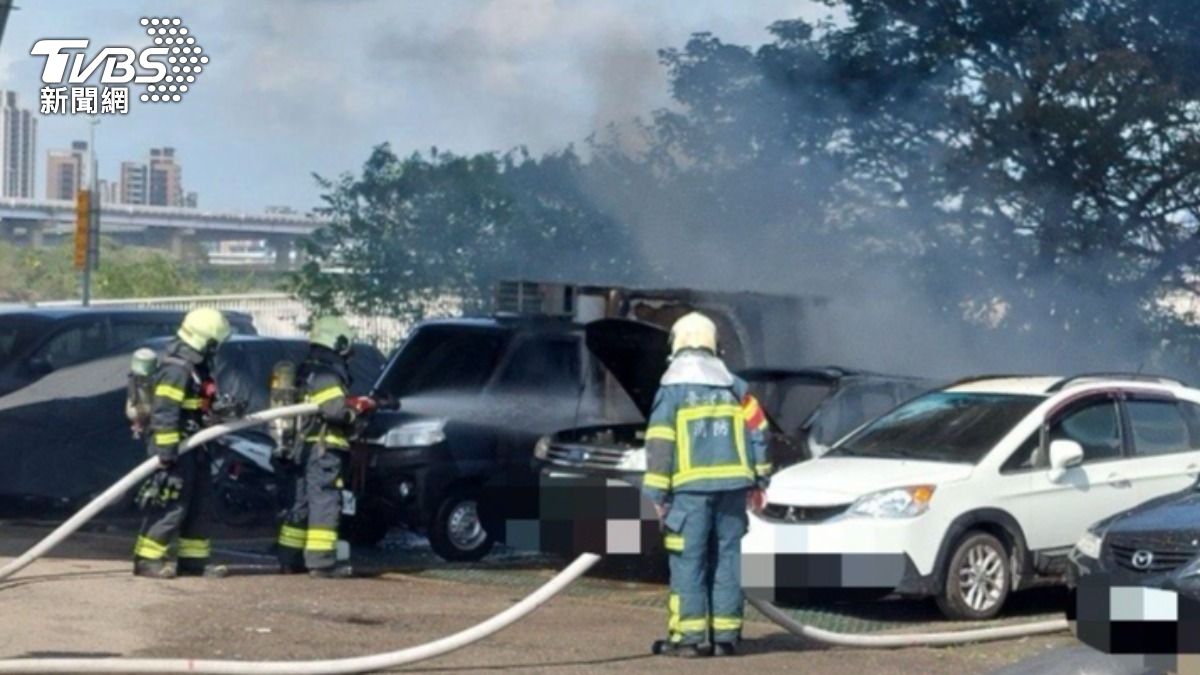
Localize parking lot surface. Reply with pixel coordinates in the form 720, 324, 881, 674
0, 520, 1094, 673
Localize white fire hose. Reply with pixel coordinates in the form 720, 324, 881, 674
748, 596, 1068, 647
0, 402, 1068, 673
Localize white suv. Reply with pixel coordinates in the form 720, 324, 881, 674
743, 374, 1200, 620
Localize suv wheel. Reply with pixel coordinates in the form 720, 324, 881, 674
429, 487, 495, 562
936, 531, 1010, 620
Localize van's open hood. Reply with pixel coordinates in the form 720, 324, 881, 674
585, 319, 670, 418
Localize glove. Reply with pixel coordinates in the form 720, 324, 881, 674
346, 396, 377, 415
748, 488, 767, 515
199, 379, 218, 411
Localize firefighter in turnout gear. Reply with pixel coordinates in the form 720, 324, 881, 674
643, 312, 772, 658
277, 316, 376, 578
133, 308, 232, 579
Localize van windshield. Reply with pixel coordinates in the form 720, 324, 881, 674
0, 316, 48, 367
374, 325, 511, 398
827, 392, 1042, 464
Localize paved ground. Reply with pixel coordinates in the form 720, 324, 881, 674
0, 519, 1102, 673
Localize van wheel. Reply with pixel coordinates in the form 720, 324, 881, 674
936, 531, 1010, 620
429, 487, 495, 562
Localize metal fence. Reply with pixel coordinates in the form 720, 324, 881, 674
32, 292, 457, 352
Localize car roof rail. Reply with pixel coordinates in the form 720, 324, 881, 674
1046, 372, 1188, 393
945, 374, 1042, 388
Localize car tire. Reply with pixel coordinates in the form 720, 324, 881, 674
936, 531, 1010, 620
429, 486, 495, 562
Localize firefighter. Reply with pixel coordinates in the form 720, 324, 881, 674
277, 316, 376, 578
643, 312, 772, 657
133, 307, 231, 579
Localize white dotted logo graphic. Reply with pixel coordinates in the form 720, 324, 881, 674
138, 17, 207, 104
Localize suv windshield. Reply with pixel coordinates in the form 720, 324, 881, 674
828, 392, 1042, 464
375, 325, 510, 398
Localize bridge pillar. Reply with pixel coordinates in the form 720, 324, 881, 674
268, 236, 293, 269
29, 222, 46, 248
170, 231, 186, 258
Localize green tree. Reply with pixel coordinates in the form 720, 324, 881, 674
289, 145, 637, 320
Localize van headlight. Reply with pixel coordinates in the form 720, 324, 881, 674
382, 420, 446, 448
534, 436, 551, 460
615, 447, 647, 472
1074, 529, 1104, 560
847, 485, 935, 519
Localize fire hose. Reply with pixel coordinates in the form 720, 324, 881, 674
0, 403, 1068, 673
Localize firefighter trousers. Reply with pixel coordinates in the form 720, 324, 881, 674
277, 445, 344, 571
662, 489, 749, 645
134, 448, 213, 570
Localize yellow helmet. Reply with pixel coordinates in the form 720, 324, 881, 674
670, 312, 718, 356
310, 315, 356, 354
177, 308, 232, 353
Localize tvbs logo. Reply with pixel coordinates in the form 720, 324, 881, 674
32, 17, 207, 114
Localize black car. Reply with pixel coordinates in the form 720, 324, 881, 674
1068, 484, 1200, 599
0, 334, 383, 514
0, 307, 257, 397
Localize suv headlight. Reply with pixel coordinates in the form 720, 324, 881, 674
382, 420, 446, 448
1074, 529, 1104, 560
615, 447, 647, 472
847, 485, 935, 519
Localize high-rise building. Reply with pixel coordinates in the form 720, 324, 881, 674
96, 178, 118, 204
0, 91, 37, 198
46, 140, 88, 201
120, 161, 147, 205
148, 146, 182, 207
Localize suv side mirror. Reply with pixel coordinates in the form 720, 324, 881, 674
1048, 439, 1084, 481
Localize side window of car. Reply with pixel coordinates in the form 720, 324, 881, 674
1000, 432, 1040, 473
1127, 399, 1193, 457
30, 319, 109, 372
1050, 399, 1123, 463
111, 320, 176, 351
494, 336, 581, 394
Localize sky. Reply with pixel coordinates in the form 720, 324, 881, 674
0, 0, 828, 214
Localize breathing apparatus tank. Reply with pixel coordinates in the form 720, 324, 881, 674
268, 360, 301, 458
125, 348, 158, 438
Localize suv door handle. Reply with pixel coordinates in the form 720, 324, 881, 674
1106, 473, 1132, 489
1187, 463, 1200, 478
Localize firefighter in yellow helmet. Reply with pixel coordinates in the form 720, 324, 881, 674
277, 316, 376, 578
133, 308, 231, 578
644, 312, 772, 657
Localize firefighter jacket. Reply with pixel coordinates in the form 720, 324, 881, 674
642, 350, 771, 505
299, 346, 358, 451
148, 339, 211, 462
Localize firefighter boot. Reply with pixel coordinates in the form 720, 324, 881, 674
309, 564, 353, 579
133, 558, 177, 579
713, 642, 738, 657
651, 640, 710, 658
177, 562, 229, 578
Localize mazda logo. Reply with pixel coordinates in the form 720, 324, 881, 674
1131, 550, 1155, 570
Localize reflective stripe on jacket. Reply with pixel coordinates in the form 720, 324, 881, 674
642, 359, 771, 504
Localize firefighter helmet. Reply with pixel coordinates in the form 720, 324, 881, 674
669, 312, 718, 356
177, 308, 232, 353
310, 316, 356, 355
